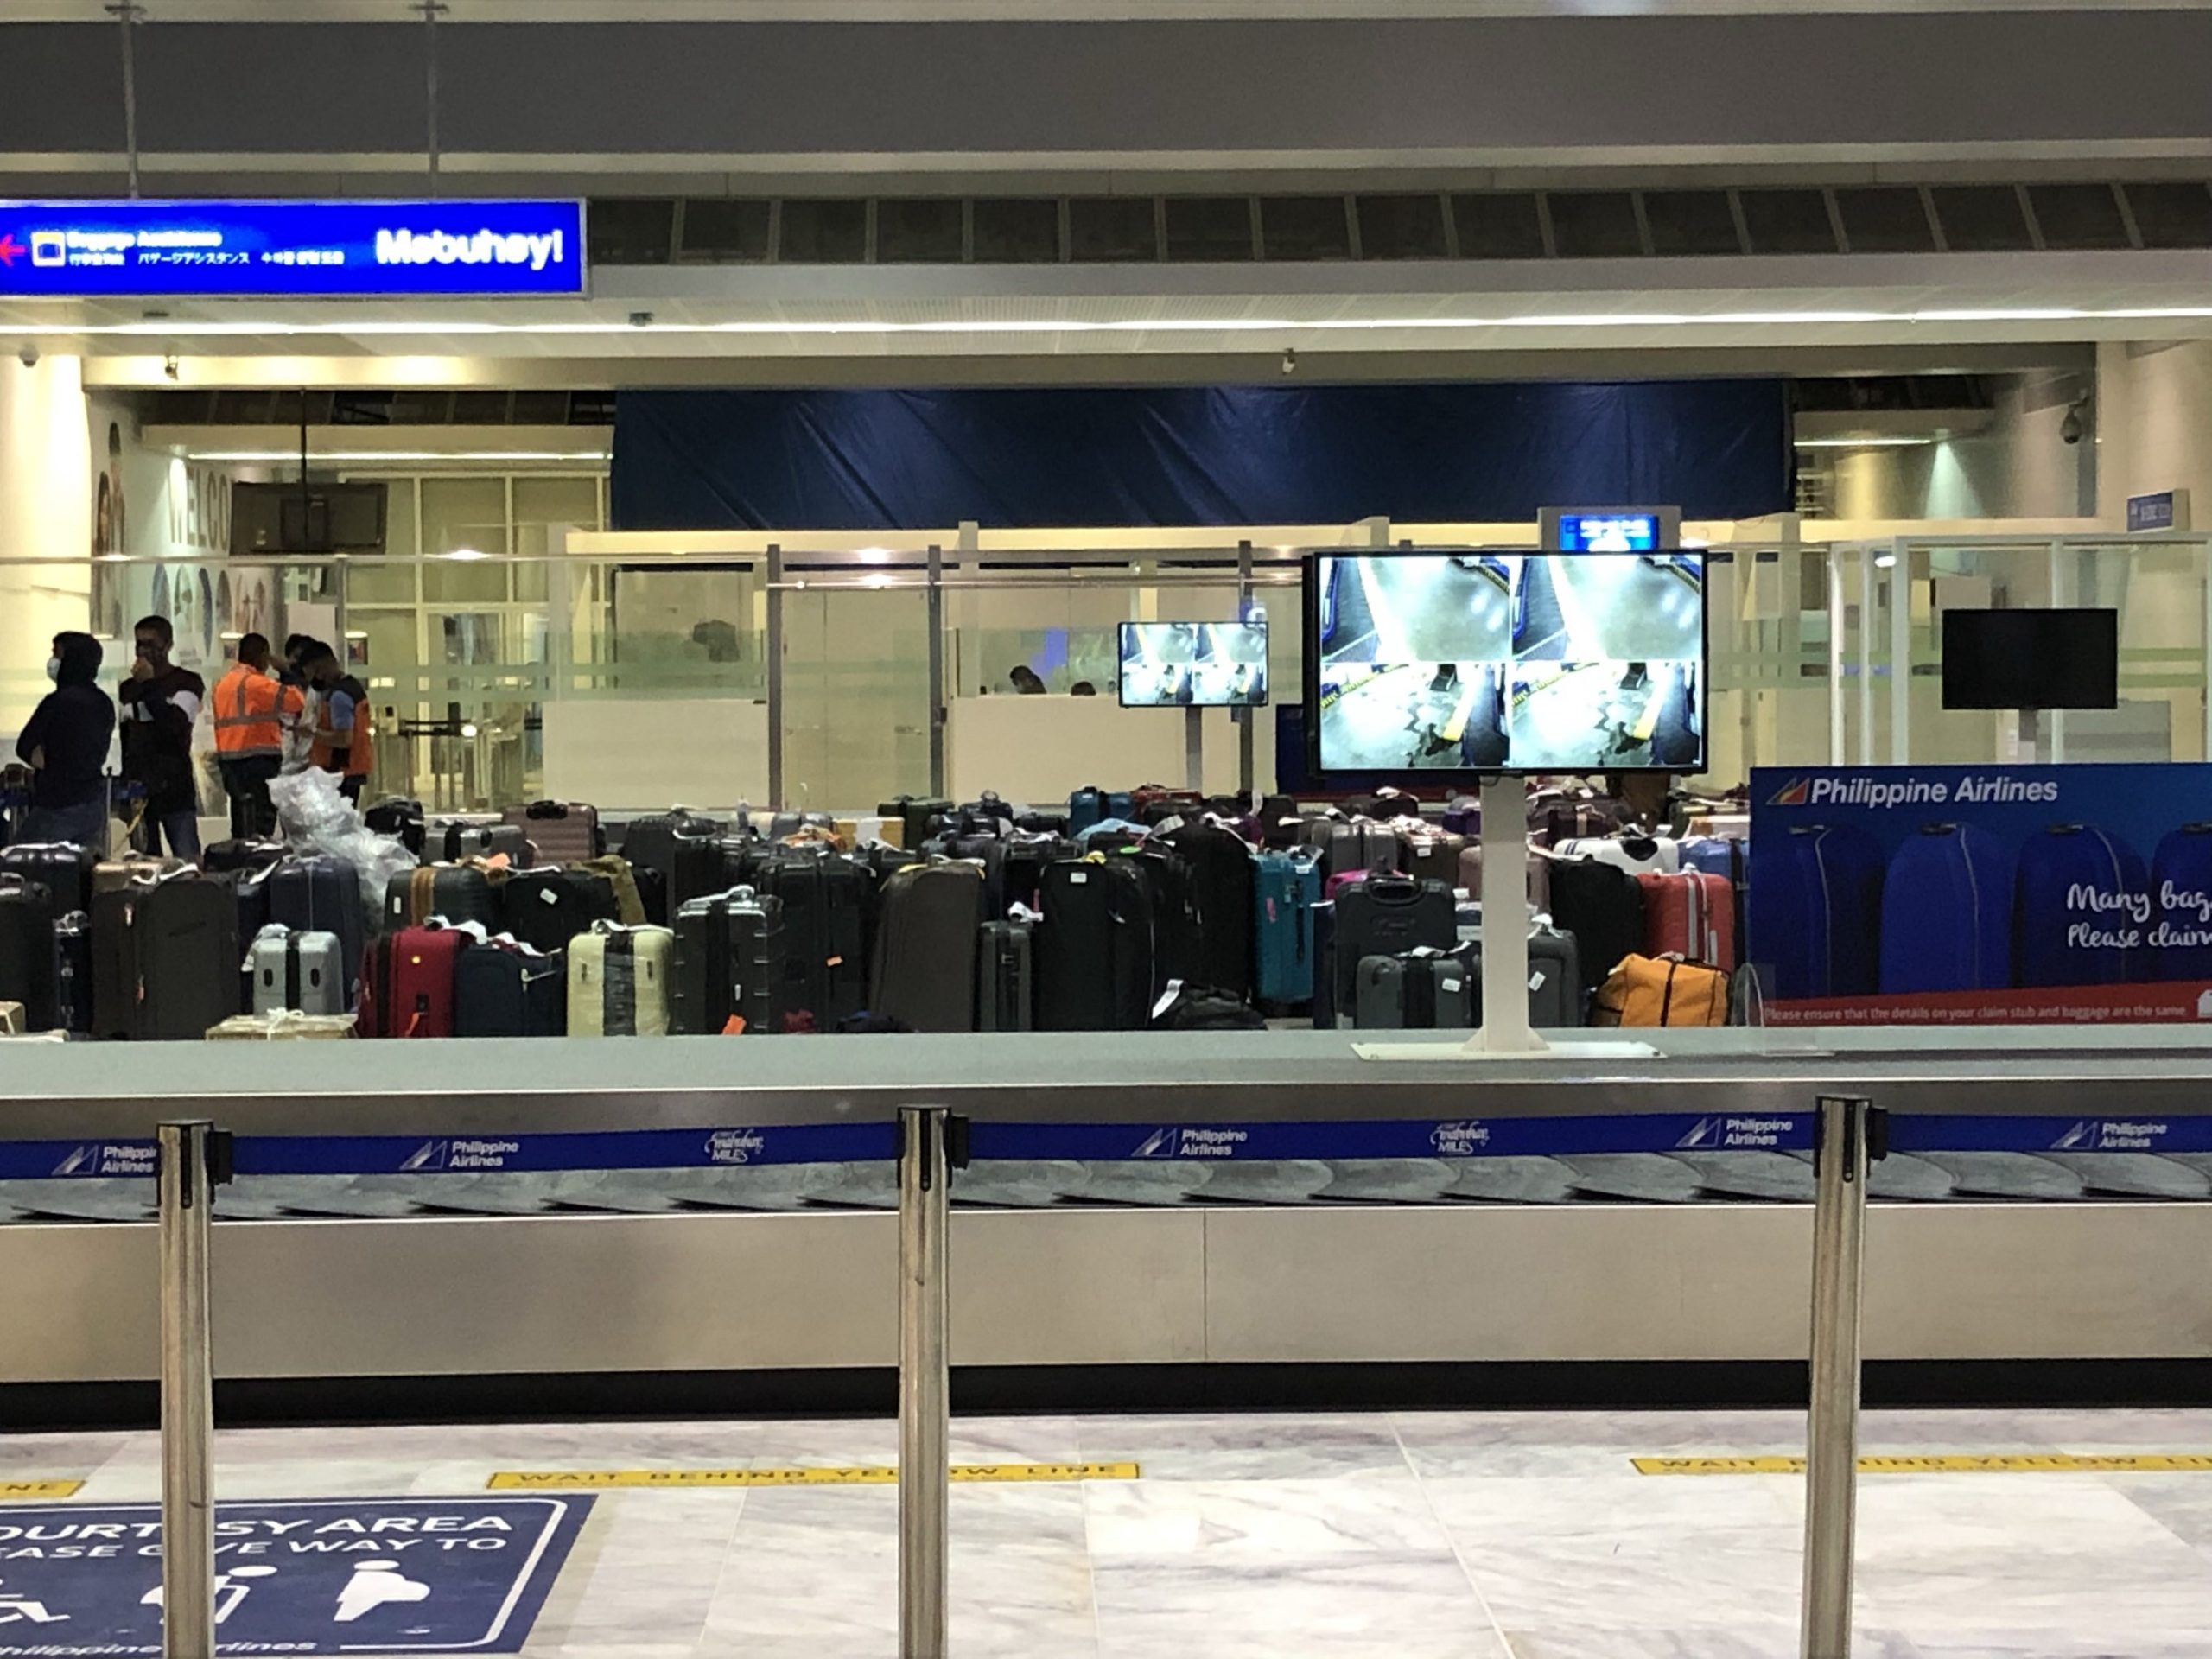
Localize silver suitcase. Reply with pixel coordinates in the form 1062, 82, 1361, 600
250, 928, 347, 1016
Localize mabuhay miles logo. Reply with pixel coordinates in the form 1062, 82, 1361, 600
1768, 777, 1812, 807
1431, 1121, 1491, 1156
709, 1129, 767, 1165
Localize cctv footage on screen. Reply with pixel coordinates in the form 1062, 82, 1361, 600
1311, 551, 1706, 772
1120, 621, 1269, 708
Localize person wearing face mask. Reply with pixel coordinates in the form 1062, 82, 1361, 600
210, 632, 305, 839
301, 639, 373, 806
14, 632, 118, 851
118, 614, 207, 859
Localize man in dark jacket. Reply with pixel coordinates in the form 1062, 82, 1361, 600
118, 614, 206, 858
15, 632, 117, 850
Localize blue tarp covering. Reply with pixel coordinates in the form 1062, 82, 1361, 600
612, 381, 1792, 530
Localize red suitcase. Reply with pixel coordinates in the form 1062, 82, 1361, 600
359, 924, 467, 1037
1637, 870, 1735, 971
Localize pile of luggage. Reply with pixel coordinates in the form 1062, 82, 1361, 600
0, 780, 1756, 1040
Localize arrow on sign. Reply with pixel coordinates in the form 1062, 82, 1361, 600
0, 235, 22, 268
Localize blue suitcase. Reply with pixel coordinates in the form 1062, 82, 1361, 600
2152, 824, 2212, 979
1681, 836, 1745, 882
2015, 824, 2148, 988
1254, 847, 1323, 1006
1879, 823, 2013, 994
1746, 823, 1883, 1000
1069, 787, 1134, 837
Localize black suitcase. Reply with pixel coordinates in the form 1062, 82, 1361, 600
877, 796, 951, 849
671, 886, 785, 1035
454, 940, 566, 1037
384, 864, 500, 933
994, 832, 1071, 918
1355, 948, 1477, 1030
1310, 900, 1338, 1030
438, 818, 531, 867
223, 866, 274, 1014
0, 874, 58, 1032
499, 868, 620, 956
365, 796, 427, 858
769, 810, 834, 840
203, 838, 286, 875
979, 917, 1033, 1032
1116, 848, 1201, 995
0, 842, 96, 919
54, 908, 92, 1034
268, 854, 364, 1007
870, 862, 985, 1033
1036, 858, 1154, 1031
92, 873, 239, 1040
1332, 873, 1456, 1016
1155, 819, 1256, 999
1547, 858, 1649, 993
756, 851, 870, 1030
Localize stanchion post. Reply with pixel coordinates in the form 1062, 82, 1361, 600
1801, 1095, 1881, 1659
899, 1107, 968, 1659
158, 1120, 232, 1659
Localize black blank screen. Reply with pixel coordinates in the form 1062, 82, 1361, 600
1941, 608, 2119, 709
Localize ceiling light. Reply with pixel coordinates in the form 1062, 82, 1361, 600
442, 547, 490, 561
1875, 556, 1897, 569
1793, 437, 1938, 449
181, 449, 609, 464
856, 547, 893, 565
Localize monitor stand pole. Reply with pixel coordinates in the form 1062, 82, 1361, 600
1356, 775, 1655, 1062
1185, 704, 1205, 796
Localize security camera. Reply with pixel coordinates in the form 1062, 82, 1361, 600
1280, 348, 1297, 376
16, 343, 37, 369
2060, 394, 2091, 446
628, 311, 655, 328
162, 354, 180, 382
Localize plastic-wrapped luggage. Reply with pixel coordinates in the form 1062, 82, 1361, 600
1878, 823, 2012, 993
671, 887, 785, 1035
569, 923, 675, 1038
870, 862, 986, 1032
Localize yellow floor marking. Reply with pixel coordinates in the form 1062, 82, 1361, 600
1635, 1453, 2212, 1476
489, 1461, 1139, 1491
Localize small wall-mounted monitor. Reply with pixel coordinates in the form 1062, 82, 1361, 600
1118, 620, 1269, 708
1941, 608, 2120, 710
231, 482, 388, 556
1305, 550, 1707, 776
1540, 505, 1681, 552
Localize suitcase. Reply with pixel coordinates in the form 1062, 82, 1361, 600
1518, 925, 1585, 1027
1746, 823, 1885, 1001
203, 838, 286, 875
438, 819, 531, 867
671, 889, 785, 1035
95, 854, 190, 896
577, 855, 649, 926
1068, 788, 1133, 837
91, 872, 239, 1041
1459, 842, 1552, 912
2152, 824, 2212, 979
1440, 798, 1480, 837
1154, 819, 1255, 998
1355, 949, 1476, 1030
1400, 830, 1465, 890
364, 797, 427, 858
54, 908, 92, 1034
1257, 794, 1305, 851
769, 809, 836, 842
991, 832, 1071, 919
1535, 796, 1634, 848
755, 852, 870, 1029
620, 810, 720, 886
1310, 900, 1339, 1029
358, 922, 467, 1039
1637, 869, 1738, 972
1035, 858, 1154, 1030
1878, 823, 2012, 994
569, 923, 674, 1037
979, 917, 1034, 1032
1133, 787, 1204, 827
1546, 858, 1650, 994
1254, 847, 1324, 1006
503, 800, 601, 865
499, 868, 620, 956
454, 939, 566, 1038
0, 874, 57, 1033
2015, 824, 2148, 988
1118, 847, 1202, 993
1325, 868, 1370, 901
385, 864, 500, 933
1331, 872, 1457, 1017
249, 928, 346, 1016
0, 842, 96, 917
268, 854, 364, 1007
1555, 835, 1681, 875
878, 796, 953, 849
1323, 821, 1399, 880
870, 862, 986, 1033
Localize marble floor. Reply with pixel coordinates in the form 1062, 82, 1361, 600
9, 1408, 2212, 1656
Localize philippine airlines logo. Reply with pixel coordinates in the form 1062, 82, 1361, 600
2052, 1121, 2095, 1151
1768, 777, 1812, 807
1676, 1117, 1724, 1149
1131, 1128, 1176, 1160
400, 1140, 451, 1172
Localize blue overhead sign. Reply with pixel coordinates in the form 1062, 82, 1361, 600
2126, 490, 2189, 533
0, 200, 587, 298
0, 1497, 590, 1655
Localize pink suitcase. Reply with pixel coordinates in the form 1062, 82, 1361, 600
1637, 869, 1735, 970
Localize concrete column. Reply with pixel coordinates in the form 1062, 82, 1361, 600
0, 353, 94, 730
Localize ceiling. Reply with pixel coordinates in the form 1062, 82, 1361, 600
13, 1, 2204, 17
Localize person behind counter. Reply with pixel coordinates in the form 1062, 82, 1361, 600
118, 613, 206, 859
15, 631, 117, 850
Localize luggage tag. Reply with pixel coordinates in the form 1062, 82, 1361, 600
1150, 978, 1186, 1020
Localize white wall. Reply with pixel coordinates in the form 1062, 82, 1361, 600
948, 696, 1255, 805
0, 354, 93, 731
543, 696, 770, 810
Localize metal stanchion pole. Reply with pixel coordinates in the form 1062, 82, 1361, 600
1801, 1096, 1880, 1659
159, 1121, 232, 1659
899, 1107, 967, 1659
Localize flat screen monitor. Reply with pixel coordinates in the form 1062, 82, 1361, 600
1941, 608, 2119, 710
1305, 550, 1707, 776
1119, 620, 1269, 708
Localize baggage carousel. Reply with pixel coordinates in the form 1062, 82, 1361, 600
4, 1029, 2212, 1403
